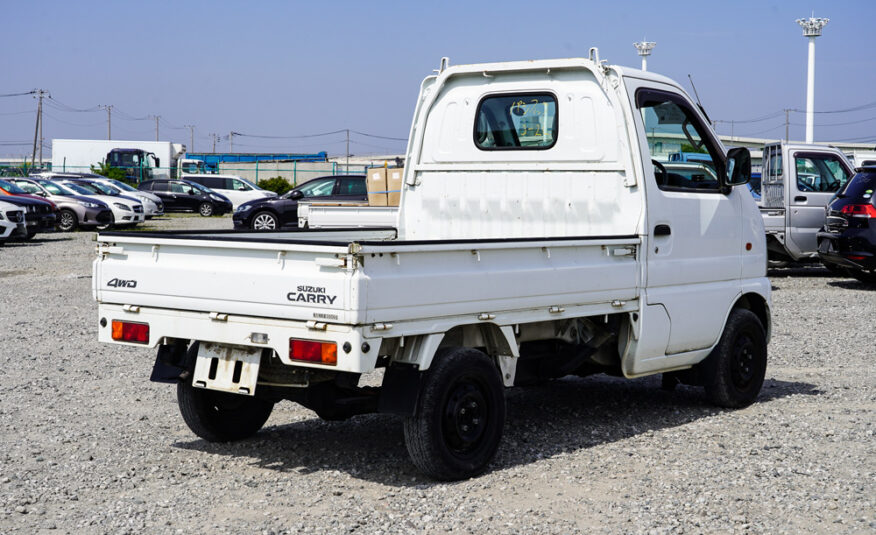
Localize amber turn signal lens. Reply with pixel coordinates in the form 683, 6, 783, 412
289, 339, 337, 366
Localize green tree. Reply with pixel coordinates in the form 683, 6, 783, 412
681, 143, 708, 154
90, 161, 129, 182
258, 176, 292, 195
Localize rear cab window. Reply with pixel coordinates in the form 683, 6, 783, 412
474, 93, 558, 150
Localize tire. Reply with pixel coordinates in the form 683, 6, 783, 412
251, 211, 278, 231
403, 347, 505, 481
702, 308, 767, 409
849, 269, 876, 284
24, 230, 36, 240
198, 202, 214, 217
177, 381, 274, 442
57, 209, 78, 232
96, 214, 114, 231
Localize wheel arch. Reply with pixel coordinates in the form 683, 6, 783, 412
730, 292, 772, 343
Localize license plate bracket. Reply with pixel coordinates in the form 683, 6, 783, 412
193, 343, 262, 396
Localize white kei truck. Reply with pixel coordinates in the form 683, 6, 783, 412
93, 52, 771, 480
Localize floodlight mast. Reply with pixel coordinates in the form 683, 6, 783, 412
796, 16, 828, 143
633, 41, 656, 71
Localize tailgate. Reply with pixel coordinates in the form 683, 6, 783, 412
93, 235, 359, 323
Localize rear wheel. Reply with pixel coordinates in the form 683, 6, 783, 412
403, 347, 505, 480
177, 381, 274, 442
198, 202, 214, 217
58, 209, 78, 232
252, 211, 278, 231
702, 308, 767, 408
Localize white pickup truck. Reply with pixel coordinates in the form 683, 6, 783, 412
93, 52, 771, 480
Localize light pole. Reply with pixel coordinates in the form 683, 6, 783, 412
633, 41, 656, 71
796, 16, 828, 144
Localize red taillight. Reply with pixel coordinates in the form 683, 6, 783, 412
839, 204, 876, 218
289, 339, 337, 366
111, 320, 149, 344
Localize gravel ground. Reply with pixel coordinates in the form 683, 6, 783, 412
0, 215, 873, 534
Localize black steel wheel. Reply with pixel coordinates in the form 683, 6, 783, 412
403, 347, 505, 480
57, 209, 78, 232
198, 202, 214, 217
702, 308, 767, 408
252, 211, 278, 231
177, 381, 274, 442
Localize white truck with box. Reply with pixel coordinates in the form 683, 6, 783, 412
93, 53, 771, 480
52, 139, 187, 180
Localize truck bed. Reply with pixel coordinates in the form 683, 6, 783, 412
94, 228, 641, 328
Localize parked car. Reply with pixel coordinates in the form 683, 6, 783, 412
137, 179, 233, 216
36, 172, 165, 219
182, 174, 276, 208
0, 199, 27, 244
57, 180, 144, 227
233, 174, 367, 230
817, 166, 876, 283
0, 179, 57, 238
10, 178, 113, 231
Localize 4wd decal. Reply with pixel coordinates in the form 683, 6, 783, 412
287, 285, 337, 305
107, 278, 137, 288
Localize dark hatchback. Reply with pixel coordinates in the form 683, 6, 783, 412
233, 174, 367, 230
817, 167, 876, 283
138, 179, 233, 216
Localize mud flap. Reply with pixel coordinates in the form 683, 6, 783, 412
149, 342, 190, 383
378, 364, 424, 416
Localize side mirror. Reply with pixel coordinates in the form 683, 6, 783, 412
726, 147, 751, 187
289, 190, 304, 200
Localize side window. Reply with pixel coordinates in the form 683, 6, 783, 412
794, 153, 849, 192
475, 93, 558, 150
42, 182, 63, 195
170, 182, 187, 194
338, 178, 367, 196
298, 178, 335, 197
230, 179, 249, 191
636, 89, 724, 192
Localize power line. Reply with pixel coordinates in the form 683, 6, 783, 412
233, 129, 347, 139
350, 130, 408, 141
0, 90, 36, 98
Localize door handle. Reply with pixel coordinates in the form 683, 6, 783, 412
654, 224, 671, 236
795, 196, 807, 202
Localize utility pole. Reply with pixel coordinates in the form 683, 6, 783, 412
633, 41, 656, 71
100, 105, 113, 140
796, 15, 829, 143
31, 89, 48, 168
229, 131, 234, 152
210, 133, 217, 153
346, 129, 350, 170
153, 115, 160, 141
184, 125, 195, 152
784, 109, 791, 142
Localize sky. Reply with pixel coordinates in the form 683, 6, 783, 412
1, 0, 875, 159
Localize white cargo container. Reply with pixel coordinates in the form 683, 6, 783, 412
51, 139, 186, 180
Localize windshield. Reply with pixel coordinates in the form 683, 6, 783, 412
0, 179, 28, 195
107, 179, 137, 192
188, 181, 212, 193
87, 182, 120, 195
37, 180, 77, 196
64, 182, 102, 195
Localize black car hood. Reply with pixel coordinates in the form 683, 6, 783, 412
1, 195, 54, 208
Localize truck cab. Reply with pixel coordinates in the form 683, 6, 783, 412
760, 143, 853, 263
107, 148, 160, 183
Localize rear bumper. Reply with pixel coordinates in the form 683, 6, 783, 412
96, 303, 381, 374
817, 229, 876, 270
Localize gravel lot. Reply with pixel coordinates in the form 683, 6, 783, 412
0, 215, 873, 534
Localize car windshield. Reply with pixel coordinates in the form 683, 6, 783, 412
107, 179, 137, 192
64, 182, 102, 195
0, 179, 28, 195
188, 181, 212, 193
87, 182, 120, 195
38, 180, 77, 196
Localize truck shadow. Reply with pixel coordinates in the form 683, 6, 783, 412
828, 279, 876, 291
172, 375, 819, 486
